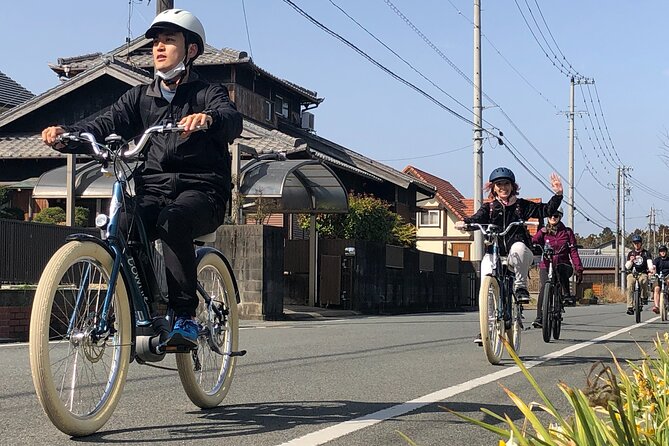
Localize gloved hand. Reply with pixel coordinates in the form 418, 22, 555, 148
576, 271, 583, 284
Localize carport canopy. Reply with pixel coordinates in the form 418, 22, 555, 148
32, 161, 135, 199
239, 159, 348, 214
32, 159, 349, 214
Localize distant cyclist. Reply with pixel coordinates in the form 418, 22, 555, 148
651, 245, 669, 314
625, 234, 652, 315
455, 167, 563, 345
530, 207, 583, 328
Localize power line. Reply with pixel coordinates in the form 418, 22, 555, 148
241, 0, 254, 59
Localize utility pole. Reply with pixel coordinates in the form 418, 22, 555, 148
567, 77, 594, 231
621, 167, 630, 289
568, 77, 575, 231
615, 166, 620, 288
472, 0, 483, 262
156, 0, 173, 14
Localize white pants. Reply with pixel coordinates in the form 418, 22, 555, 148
480, 241, 534, 291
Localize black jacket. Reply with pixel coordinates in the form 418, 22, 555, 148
464, 195, 562, 256
64, 73, 243, 203
653, 256, 669, 276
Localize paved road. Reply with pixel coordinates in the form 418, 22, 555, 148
0, 303, 664, 445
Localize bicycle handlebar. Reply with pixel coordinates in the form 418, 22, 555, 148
463, 220, 539, 237
56, 123, 208, 160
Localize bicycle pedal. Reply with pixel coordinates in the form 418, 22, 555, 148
229, 350, 247, 357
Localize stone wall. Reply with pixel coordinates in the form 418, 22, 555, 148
213, 225, 284, 320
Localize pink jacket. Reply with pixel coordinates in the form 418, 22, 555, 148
532, 222, 584, 272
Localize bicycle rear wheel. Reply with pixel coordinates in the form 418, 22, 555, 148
177, 251, 239, 408
541, 282, 553, 343
635, 286, 642, 324
29, 241, 131, 437
479, 276, 503, 365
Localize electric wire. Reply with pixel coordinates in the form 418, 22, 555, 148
327, 0, 472, 117
379, 144, 472, 162
444, 0, 561, 114
241, 0, 254, 59
278, 0, 494, 133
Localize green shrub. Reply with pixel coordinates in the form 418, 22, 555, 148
33, 206, 90, 227
0, 207, 24, 220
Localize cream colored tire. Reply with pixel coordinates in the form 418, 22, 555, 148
177, 252, 239, 408
29, 241, 131, 437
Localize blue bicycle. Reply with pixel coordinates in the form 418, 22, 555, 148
29, 125, 244, 436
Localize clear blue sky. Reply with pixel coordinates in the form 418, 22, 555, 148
4, 1, 669, 238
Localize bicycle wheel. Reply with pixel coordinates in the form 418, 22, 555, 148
635, 286, 641, 324
552, 285, 562, 340
661, 290, 668, 322
29, 241, 131, 437
541, 282, 553, 343
479, 276, 503, 365
177, 251, 239, 408
506, 297, 522, 354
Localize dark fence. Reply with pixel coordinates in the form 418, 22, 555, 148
284, 238, 479, 313
0, 219, 97, 284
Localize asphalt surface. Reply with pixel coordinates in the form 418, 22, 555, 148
0, 302, 665, 445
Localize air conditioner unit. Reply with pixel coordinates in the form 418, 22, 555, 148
300, 111, 315, 131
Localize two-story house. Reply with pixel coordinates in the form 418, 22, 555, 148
0, 37, 434, 229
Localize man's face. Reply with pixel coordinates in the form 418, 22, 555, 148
152, 30, 187, 72
633, 241, 642, 250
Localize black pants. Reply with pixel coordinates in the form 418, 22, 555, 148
121, 190, 225, 317
536, 264, 573, 320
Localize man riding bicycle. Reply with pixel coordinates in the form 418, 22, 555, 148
625, 234, 652, 315
41, 9, 243, 348
651, 245, 669, 314
455, 167, 563, 345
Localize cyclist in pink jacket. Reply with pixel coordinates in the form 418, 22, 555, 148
531, 207, 583, 328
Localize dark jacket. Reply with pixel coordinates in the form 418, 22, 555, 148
626, 249, 652, 274
532, 221, 583, 272
64, 73, 243, 203
463, 194, 562, 256
653, 255, 669, 276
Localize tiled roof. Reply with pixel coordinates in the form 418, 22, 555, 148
0, 119, 305, 160
581, 255, 617, 269
0, 58, 152, 128
0, 133, 64, 159
0, 70, 34, 108
49, 37, 321, 103
403, 165, 468, 219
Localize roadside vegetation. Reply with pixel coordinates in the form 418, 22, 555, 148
445, 334, 669, 445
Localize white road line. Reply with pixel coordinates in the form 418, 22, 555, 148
276, 317, 660, 446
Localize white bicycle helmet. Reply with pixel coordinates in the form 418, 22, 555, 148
145, 9, 206, 57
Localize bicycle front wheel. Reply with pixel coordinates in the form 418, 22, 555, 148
177, 251, 239, 408
635, 286, 642, 324
541, 282, 553, 343
661, 291, 668, 322
552, 285, 562, 340
506, 298, 522, 354
29, 241, 131, 437
479, 276, 503, 365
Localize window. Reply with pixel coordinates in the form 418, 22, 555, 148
264, 100, 272, 121
417, 210, 440, 227
275, 95, 289, 118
